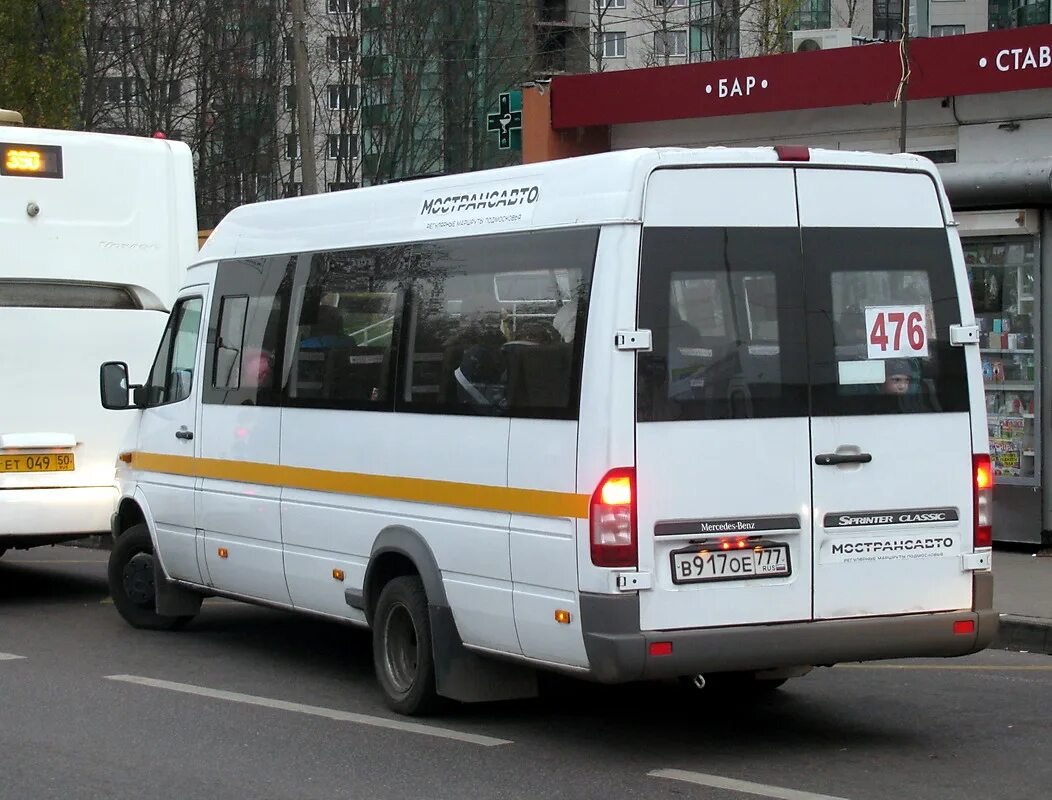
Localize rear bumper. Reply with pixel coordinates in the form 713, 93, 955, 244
0, 486, 117, 541
581, 574, 998, 683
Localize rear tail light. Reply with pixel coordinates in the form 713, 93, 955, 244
974, 454, 993, 548
590, 467, 637, 568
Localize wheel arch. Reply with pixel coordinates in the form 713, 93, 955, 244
112, 497, 147, 540
363, 525, 448, 626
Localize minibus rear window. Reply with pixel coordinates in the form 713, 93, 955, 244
637, 228, 809, 422
804, 228, 970, 416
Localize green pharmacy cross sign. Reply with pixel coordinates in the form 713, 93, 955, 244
487, 91, 522, 151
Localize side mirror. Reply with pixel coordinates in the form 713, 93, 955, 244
100, 362, 131, 409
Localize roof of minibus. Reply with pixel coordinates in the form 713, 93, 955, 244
194, 147, 945, 267
1, 125, 197, 307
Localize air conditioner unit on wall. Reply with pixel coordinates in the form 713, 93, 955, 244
791, 28, 854, 52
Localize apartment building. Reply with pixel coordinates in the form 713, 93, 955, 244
590, 0, 990, 71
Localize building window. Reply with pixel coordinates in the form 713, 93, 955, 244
792, 0, 831, 30
327, 133, 357, 159
284, 85, 296, 111
327, 35, 354, 62
327, 182, 357, 192
655, 0, 687, 6
930, 24, 966, 36
327, 0, 350, 12
604, 0, 626, 7
285, 135, 301, 160
693, 1, 741, 61
327, 84, 356, 110
599, 31, 627, 58
654, 29, 688, 57
1013, 0, 1050, 27
100, 77, 134, 103
873, 0, 903, 39
283, 182, 302, 198
912, 149, 956, 164
97, 24, 142, 53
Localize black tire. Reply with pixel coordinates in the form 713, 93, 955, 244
372, 575, 440, 716
107, 524, 195, 631
0, 548, 6, 559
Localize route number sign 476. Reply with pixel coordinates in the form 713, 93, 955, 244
865, 305, 929, 359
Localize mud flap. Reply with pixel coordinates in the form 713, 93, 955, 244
154, 558, 203, 617
429, 605, 538, 703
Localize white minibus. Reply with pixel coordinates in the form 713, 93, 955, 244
99, 147, 997, 714
1, 126, 196, 556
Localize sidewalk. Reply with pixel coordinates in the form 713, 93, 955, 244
993, 550, 1052, 655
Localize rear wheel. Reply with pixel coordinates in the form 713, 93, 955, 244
0, 549, 6, 559
107, 524, 194, 631
372, 575, 440, 716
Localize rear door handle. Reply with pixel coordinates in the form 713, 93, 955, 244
175, 430, 194, 441
815, 453, 872, 466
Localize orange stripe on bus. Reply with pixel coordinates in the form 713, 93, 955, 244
128, 452, 591, 519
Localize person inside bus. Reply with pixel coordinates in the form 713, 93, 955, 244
300, 303, 357, 351
882, 359, 913, 396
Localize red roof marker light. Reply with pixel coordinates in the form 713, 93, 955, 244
775, 145, 810, 162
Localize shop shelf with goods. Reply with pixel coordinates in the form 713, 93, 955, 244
966, 235, 1041, 484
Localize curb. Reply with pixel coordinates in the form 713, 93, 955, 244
60, 535, 113, 552
994, 614, 1052, 655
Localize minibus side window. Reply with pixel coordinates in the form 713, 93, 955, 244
213, 296, 248, 390
399, 227, 597, 420
285, 246, 407, 410
144, 297, 203, 406
203, 257, 296, 407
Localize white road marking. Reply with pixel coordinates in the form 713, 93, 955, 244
105, 674, 511, 747
649, 769, 851, 800
0, 653, 27, 661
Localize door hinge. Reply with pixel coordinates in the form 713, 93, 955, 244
950, 324, 979, 346
615, 571, 652, 592
615, 329, 652, 352
961, 551, 992, 571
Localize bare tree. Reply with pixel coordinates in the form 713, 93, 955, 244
304, 0, 362, 192
743, 0, 807, 56
835, 0, 863, 31
587, 0, 623, 73
80, 0, 205, 136
192, 0, 283, 225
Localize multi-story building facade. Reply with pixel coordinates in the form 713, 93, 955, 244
589, 0, 990, 71
83, 0, 585, 222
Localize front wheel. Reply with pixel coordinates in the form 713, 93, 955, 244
107, 524, 194, 631
372, 575, 440, 716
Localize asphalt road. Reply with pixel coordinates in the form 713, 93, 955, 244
2, 546, 1051, 800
